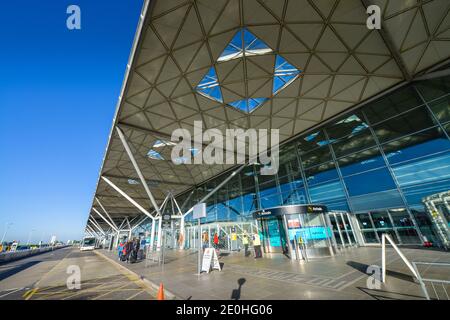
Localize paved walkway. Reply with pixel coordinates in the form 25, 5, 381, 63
100, 246, 450, 300
0, 248, 157, 300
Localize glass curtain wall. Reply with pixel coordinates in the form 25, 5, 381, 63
179, 75, 450, 246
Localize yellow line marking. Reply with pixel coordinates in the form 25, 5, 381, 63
126, 290, 147, 300
25, 288, 38, 300
91, 282, 134, 300
34, 248, 74, 288
22, 289, 32, 298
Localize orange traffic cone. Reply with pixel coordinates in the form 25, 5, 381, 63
157, 282, 165, 300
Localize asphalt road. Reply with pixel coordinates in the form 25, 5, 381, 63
0, 247, 155, 300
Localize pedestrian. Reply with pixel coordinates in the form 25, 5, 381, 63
252, 232, 262, 258
242, 234, 249, 257
213, 232, 219, 254
130, 238, 140, 263
125, 240, 133, 263
117, 239, 125, 261
202, 231, 209, 251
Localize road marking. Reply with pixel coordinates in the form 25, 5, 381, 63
126, 290, 146, 300
0, 288, 24, 298
25, 288, 39, 300
34, 248, 74, 288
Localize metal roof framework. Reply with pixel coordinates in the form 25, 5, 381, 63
86, 0, 450, 232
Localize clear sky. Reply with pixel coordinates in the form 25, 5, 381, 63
0, 1, 144, 243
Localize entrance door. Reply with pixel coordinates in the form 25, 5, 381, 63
259, 218, 287, 253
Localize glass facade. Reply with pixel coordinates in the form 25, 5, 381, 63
177, 75, 450, 246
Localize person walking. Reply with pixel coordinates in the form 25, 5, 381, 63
124, 240, 133, 263
117, 239, 125, 261
242, 234, 249, 257
202, 231, 209, 251
213, 232, 219, 254
130, 238, 140, 263
252, 232, 262, 259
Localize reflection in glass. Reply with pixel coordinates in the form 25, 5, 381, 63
371, 211, 392, 228
363, 86, 423, 125
373, 106, 436, 143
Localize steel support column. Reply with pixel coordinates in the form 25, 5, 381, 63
116, 127, 162, 217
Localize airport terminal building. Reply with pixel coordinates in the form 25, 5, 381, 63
86, 0, 450, 256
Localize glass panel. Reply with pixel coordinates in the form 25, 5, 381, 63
428, 95, 450, 123
298, 214, 331, 249
391, 152, 450, 188
445, 122, 450, 136
309, 181, 347, 205
356, 213, 373, 229
326, 112, 369, 140
383, 127, 450, 165
298, 130, 329, 154
343, 167, 397, 197
414, 76, 450, 102
305, 162, 339, 186
259, 185, 281, 209
403, 178, 450, 207
362, 230, 379, 243
338, 147, 385, 176
363, 86, 423, 125
332, 129, 376, 158
388, 208, 414, 227
301, 146, 332, 168
373, 106, 436, 143
371, 211, 393, 228
377, 229, 399, 243
397, 228, 421, 244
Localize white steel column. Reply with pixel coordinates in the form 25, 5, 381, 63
101, 177, 156, 223
89, 219, 105, 236
92, 208, 118, 233
95, 197, 119, 230
150, 220, 156, 251
157, 217, 162, 250
173, 195, 185, 250
116, 127, 162, 217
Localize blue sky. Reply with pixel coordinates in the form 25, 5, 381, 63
0, 1, 144, 243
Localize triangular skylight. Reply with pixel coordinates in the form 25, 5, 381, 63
228, 98, 268, 113
273, 55, 301, 94
218, 28, 272, 62
152, 139, 176, 148
196, 67, 223, 103
147, 149, 164, 160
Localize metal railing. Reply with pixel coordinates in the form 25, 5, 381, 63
381, 233, 418, 283
412, 262, 450, 300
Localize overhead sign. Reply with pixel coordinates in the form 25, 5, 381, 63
201, 248, 221, 273
193, 203, 207, 219
252, 204, 328, 219
162, 213, 171, 229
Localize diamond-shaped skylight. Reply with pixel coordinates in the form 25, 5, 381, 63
218, 28, 272, 62
195, 28, 302, 114
273, 55, 301, 94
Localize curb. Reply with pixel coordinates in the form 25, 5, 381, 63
94, 250, 180, 300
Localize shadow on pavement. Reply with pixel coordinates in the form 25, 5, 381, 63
231, 278, 246, 300
0, 261, 41, 281
347, 260, 415, 283
357, 286, 425, 300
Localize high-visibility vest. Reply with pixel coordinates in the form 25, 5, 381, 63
252, 234, 261, 246
242, 236, 249, 245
